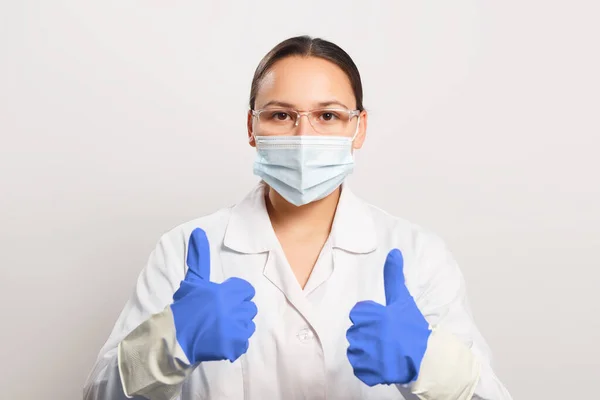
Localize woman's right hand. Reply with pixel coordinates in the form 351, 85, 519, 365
170, 227, 258, 365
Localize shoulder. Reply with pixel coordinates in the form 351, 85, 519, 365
359, 198, 462, 286
363, 200, 449, 257
152, 205, 235, 258
361, 199, 467, 305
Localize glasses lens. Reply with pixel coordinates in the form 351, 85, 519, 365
309, 109, 354, 135
257, 108, 296, 135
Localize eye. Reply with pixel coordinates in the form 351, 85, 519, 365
267, 111, 291, 121
318, 110, 341, 122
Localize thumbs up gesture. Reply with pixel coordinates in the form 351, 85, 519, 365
346, 249, 431, 386
170, 228, 258, 365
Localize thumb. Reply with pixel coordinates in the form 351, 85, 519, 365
383, 248, 407, 306
185, 228, 211, 283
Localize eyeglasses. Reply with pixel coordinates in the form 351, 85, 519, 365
251, 108, 360, 136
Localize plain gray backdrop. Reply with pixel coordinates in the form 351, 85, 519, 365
1, 1, 599, 399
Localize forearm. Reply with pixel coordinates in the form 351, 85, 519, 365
83, 350, 135, 400
84, 306, 192, 400
117, 306, 193, 400
471, 358, 513, 400
404, 328, 512, 400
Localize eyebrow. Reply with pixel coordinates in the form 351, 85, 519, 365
317, 100, 350, 109
260, 100, 351, 109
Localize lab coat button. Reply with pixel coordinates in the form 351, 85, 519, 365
296, 328, 314, 342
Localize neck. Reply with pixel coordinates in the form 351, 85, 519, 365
265, 186, 341, 236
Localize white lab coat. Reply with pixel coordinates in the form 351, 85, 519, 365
83, 182, 512, 400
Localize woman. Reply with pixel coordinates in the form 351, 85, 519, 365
84, 36, 512, 400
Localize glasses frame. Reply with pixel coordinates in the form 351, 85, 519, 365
251, 107, 361, 135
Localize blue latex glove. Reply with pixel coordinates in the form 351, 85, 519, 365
170, 227, 258, 364
346, 249, 431, 386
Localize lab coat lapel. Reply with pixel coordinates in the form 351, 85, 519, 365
330, 184, 378, 254
222, 182, 275, 255
262, 249, 319, 323
303, 185, 378, 295
221, 182, 318, 326
220, 182, 275, 291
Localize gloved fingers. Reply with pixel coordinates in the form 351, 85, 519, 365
225, 322, 255, 362
401, 355, 417, 384
223, 343, 243, 363
221, 277, 256, 302
346, 339, 367, 357
244, 319, 257, 338
346, 324, 382, 347
173, 280, 195, 302
231, 301, 258, 322
349, 300, 384, 325
347, 350, 380, 387
347, 345, 367, 365
229, 316, 257, 338
354, 371, 380, 387
185, 228, 211, 283
384, 248, 413, 306
228, 337, 251, 363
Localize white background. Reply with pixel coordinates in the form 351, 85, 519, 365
1, 1, 599, 399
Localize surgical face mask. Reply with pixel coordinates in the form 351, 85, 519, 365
253, 135, 355, 207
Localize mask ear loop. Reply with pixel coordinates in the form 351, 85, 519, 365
350, 114, 361, 142
249, 110, 258, 143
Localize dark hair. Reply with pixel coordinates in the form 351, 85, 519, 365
249, 35, 364, 111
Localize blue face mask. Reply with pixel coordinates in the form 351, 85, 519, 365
253, 135, 355, 206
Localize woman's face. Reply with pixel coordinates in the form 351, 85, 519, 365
248, 56, 367, 149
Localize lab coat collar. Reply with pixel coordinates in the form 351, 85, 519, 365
330, 184, 378, 254
223, 181, 378, 254
223, 182, 278, 254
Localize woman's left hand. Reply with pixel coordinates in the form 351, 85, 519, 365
346, 249, 432, 386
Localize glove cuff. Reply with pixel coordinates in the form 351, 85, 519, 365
409, 327, 481, 400
117, 305, 192, 400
